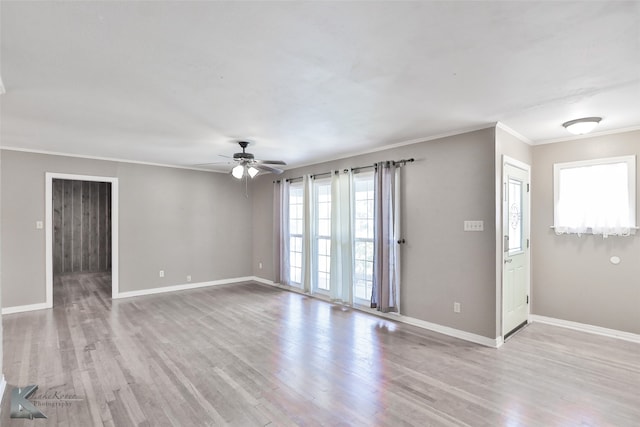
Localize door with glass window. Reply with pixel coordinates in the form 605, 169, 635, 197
503, 161, 530, 337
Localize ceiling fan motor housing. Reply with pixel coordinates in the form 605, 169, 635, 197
234, 141, 255, 161
233, 152, 254, 160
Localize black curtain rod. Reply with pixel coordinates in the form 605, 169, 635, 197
283, 158, 415, 183
311, 171, 339, 179
344, 157, 415, 174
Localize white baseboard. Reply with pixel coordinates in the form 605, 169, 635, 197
396, 315, 501, 348
114, 276, 254, 299
251, 276, 501, 348
531, 315, 640, 344
251, 276, 276, 286
250, 276, 308, 294
2, 302, 50, 315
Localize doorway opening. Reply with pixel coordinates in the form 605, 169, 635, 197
45, 173, 119, 308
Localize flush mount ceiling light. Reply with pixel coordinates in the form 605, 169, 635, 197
562, 117, 602, 135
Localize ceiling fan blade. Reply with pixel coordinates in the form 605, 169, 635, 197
192, 161, 233, 167
191, 162, 233, 167
258, 160, 287, 165
256, 164, 284, 175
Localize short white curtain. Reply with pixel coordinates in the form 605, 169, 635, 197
329, 171, 354, 304
555, 162, 632, 237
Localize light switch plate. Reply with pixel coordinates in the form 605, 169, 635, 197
36, 221, 44, 229
464, 220, 484, 231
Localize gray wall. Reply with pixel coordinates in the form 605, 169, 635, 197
1, 150, 253, 308
252, 128, 499, 339
531, 130, 640, 334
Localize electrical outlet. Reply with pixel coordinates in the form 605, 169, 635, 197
36, 221, 44, 229
159, 270, 165, 278
186, 275, 191, 282
454, 302, 461, 313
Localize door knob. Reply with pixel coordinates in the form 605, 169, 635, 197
504, 258, 513, 264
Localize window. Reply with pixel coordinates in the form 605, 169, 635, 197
508, 177, 523, 254
289, 183, 304, 285
353, 172, 375, 303
314, 179, 331, 293
554, 156, 636, 237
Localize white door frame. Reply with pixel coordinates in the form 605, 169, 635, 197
501, 156, 531, 338
45, 173, 119, 307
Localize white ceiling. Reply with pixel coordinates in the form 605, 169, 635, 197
1, 1, 639, 171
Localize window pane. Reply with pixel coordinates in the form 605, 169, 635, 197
352, 173, 375, 302
316, 219, 325, 236
354, 242, 366, 260
365, 260, 373, 280
508, 178, 523, 252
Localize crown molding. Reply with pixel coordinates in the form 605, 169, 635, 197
0, 146, 225, 174
495, 121, 533, 145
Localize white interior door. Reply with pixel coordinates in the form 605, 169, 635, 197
502, 160, 530, 337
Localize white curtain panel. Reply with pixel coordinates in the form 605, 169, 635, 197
330, 170, 354, 304
371, 162, 400, 313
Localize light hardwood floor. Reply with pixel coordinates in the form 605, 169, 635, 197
2, 273, 639, 426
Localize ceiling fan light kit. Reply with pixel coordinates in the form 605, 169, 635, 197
562, 117, 602, 135
232, 164, 245, 179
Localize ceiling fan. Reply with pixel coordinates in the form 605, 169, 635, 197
199, 141, 286, 179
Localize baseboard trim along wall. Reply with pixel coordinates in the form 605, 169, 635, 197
251, 276, 502, 348
2, 302, 50, 315
1, 277, 256, 312
531, 315, 640, 344
115, 276, 256, 299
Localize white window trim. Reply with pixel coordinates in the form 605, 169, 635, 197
553, 155, 637, 236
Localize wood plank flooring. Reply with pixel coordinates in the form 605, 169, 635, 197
2, 273, 639, 426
